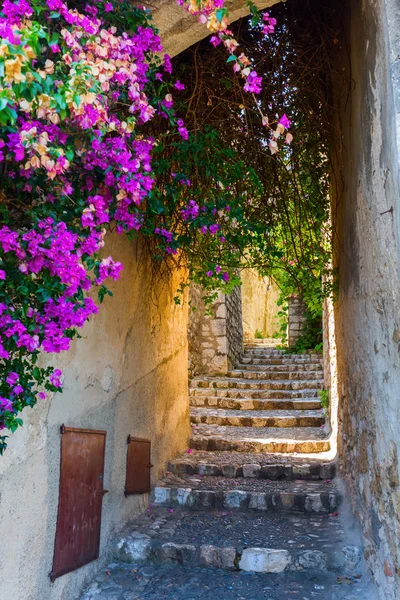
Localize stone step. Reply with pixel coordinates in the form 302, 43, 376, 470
116, 507, 362, 575
191, 424, 330, 454
190, 395, 322, 410
190, 407, 325, 428
241, 355, 323, 363
153, 477, 341, 513
243, 350, 321, 358
190, 378, 323, 391
236, 362, 323, 372
227, 369, 323, 380
168, 450, 336, 480
190, 388, 320, 399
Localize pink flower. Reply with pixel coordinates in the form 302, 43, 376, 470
13, 385, 24, 395
38, 392, 47, 400
0, 397, 13, 412
49, 369, 63, 388
174, 80, 185, 91
6, 372, 19, 386
0, 270, 5, 280
206, 270, 213, 277
210, 35, 221, 47
279, 114, 291, 129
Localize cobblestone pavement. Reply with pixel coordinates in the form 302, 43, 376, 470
82, 562, 377, 600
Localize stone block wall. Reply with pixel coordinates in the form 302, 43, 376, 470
188, 285, 243, 376
331, 0, 400, 597
226, 285, 244, 369
288, 296, 307, 347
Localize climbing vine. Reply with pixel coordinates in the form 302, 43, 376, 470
0, 0, 297, 451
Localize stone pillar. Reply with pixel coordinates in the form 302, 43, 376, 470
287, 296, 306, 347
188, 285, 243, 376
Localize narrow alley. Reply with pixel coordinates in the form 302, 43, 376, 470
81, 341, 377, 600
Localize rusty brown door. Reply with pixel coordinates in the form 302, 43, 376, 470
50, 426, 107, 582
125, 436, 152, 495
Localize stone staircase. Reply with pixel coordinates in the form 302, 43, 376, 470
82, 342, 377, 600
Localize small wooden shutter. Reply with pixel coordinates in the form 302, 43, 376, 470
50, 426, 107, 582
125, 436, 152, 495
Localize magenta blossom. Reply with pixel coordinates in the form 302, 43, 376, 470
279, 114, 291, 129
49, 369, 63, 388
0, 397, 13, 412
6, 372, 19, 386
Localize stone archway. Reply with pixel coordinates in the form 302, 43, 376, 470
152, 0, 282, 56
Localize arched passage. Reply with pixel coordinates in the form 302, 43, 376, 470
0, 2, 398, 599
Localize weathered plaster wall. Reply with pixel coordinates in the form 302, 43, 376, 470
333, 0, 400, 597
241, 270, 280, 339
188, 285, 243, 376
0, 236, 190, 600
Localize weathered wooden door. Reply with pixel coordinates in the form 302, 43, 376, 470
50, 426, 107, 582
125, 436, 152, 495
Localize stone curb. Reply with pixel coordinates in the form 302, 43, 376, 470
167, 459, 336, 481
115, 536, 361, 575
152, 486, 341, 513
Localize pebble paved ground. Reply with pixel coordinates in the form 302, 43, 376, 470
82, 562, 377, 600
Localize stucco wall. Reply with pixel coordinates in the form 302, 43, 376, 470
0, 235, 190, 600
333, 0, 400, 597
241, 270, 280, 340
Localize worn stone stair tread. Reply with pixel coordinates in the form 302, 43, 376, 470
153, 476, 340, 513
192, 423, 328, 439
234, 363, 323, 371
116, 506, 362, 575
226, 369, 324, 380
156, 474, 338, 494
190, 407, 325, 428
168, 451, 336, 480
191, 407, 324, 419
191, 424, 330, 453
190, 388, 320, 399
190, 396, 322, 410
190, 376, 324, 388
